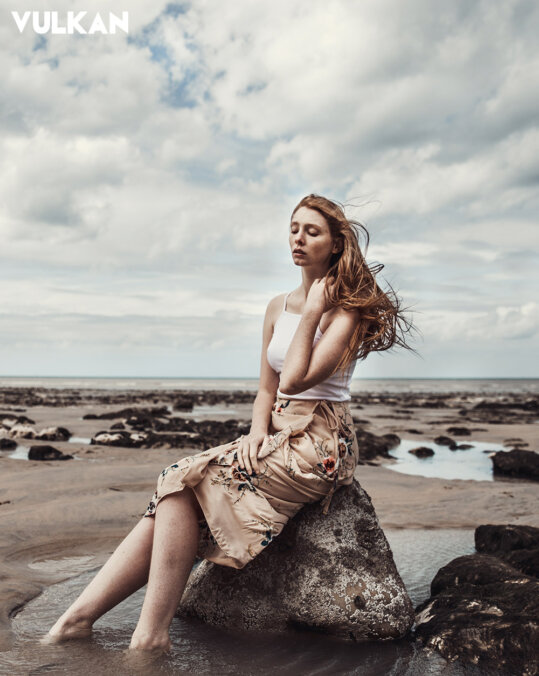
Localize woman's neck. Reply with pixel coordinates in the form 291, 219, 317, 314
297, 266, 329, 300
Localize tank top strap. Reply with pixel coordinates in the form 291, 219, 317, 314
283, 292, 291, 312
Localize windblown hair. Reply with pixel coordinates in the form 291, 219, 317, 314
291, 194, 421, 374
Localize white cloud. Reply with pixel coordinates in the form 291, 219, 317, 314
419, 302, 539, 343
0, 0, 537, 377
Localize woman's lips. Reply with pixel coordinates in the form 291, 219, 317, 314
293, 250, 305, 255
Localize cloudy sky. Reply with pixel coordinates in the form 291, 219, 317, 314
1, 0, 538, 380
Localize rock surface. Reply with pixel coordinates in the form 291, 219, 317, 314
414, 523, 539, 675
178, 479, 414, 642
491, 448, 539, 480
408, 446, 434, 458
27, 445, 73, 461
354, 428, 400, 462
475, 523, 539, 578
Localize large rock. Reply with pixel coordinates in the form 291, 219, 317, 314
354, 427, 400, 462
28, 445, 73, 461
414, 524, 539, 675
491, 448, 539, 480
177, 479, 414, 642
475, 523, 539, 578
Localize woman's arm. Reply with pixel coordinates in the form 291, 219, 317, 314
236, 295, 281, 476
249, 296, 280, 435
279, 284, 360, 396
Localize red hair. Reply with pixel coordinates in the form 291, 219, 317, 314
291, 194, 421, 373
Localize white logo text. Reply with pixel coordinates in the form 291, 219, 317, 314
12, 11, 129, 35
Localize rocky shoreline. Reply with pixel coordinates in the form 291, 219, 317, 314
0, 386, 538, 672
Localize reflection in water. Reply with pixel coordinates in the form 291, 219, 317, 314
387, 439, 509, 481
0, 529, 486, 675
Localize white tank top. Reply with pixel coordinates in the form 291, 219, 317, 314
266, 292, 357, 401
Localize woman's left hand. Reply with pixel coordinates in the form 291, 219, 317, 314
305, 276, 337, 315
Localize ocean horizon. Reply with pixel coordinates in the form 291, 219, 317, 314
0, 376, 537, 395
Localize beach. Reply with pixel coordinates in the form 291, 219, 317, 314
0, 384, 538, 665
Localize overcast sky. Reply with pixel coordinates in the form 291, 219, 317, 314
1, 0, 538, 380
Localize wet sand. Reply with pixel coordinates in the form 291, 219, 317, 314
0, 389, 537, 650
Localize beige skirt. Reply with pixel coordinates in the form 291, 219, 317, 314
142, 394, 359, 569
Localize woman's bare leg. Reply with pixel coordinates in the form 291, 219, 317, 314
41, 486, 203, 647
41, 514, 156, 643
128, 489, 200, 652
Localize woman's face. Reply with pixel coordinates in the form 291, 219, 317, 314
289, 206, 336, 270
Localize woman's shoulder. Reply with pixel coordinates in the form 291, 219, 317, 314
267, 292, 288, 311
263, 292, 288, 327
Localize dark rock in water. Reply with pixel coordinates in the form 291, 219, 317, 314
491, 449, 539, 481
414, 527, 539, 675
90, 417, 252, 451
91, 430, 152, 448
355, 428, 400, 462
178, 480, 414, 642
186, 419, 251, 449
382, 432, 400, 447
172, 395, 195, 411
434, 435, 454, 446
28, 445, 73, 461
6, 423, 37, 439
405, 428, 423, 434
125, 411, 169, 429
110, 422, 125, 430
1, 413, 35, 427
449, 443, 474, 451
476, 523, 539, 555
413, 398, 447, 409
502, 548, 539, 580
475, 524, 539, 578
445, 426, 471, 436
0, 437, 17, 450
473, 398, 539, 413
408, 446, 434, 458
35, 426, 71, 441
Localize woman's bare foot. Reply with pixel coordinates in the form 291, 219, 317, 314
39, 613, 93, 644
128, 630, 172, 653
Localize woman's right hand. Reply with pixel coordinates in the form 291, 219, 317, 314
236, 431, 270, 476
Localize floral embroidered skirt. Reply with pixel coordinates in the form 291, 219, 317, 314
142, 394, 359, 569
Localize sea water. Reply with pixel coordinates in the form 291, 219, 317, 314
0, 529, 487, 676
0, 376, 538, 395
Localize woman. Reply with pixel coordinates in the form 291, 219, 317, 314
42, 194, 417, 652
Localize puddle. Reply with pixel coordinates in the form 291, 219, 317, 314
0, 529, 484, 676
386, 438, 510, 481
28, 555, 96, 577
4, 444, 82, 461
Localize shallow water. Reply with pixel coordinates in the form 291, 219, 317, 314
386, 438, 509, 481
0, 529, 491, 676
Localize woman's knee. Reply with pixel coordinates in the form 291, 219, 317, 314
158, 488, 204, 521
